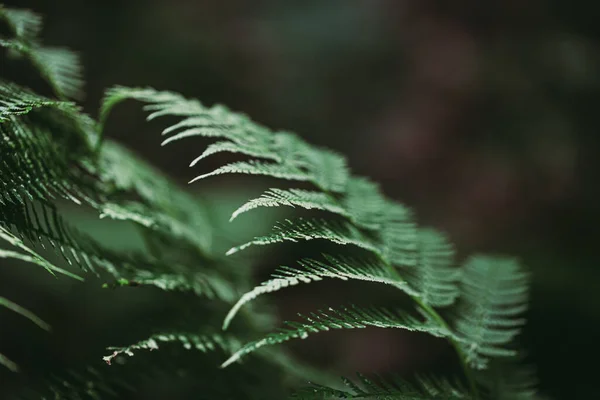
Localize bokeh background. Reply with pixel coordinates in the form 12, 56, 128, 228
1, 0, 600, 398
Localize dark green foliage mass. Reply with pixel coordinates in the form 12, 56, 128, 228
0, 5, 540, 399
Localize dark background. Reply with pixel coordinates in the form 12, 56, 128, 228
1, 0, 600, 398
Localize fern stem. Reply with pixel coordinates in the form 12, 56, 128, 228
381, 258, 480, 399
413, 298, 480, 399
93, 123, 105, 157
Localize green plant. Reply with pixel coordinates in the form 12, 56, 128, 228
0, 5, 540, 399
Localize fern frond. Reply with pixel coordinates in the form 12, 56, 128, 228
190, 160, 311, 185
452, 256, 529, 369
401, 229, 460, 308
0, 117, 96, 206
98, 140, 176, 207
100, 86, 350, 192
98, 85, 539, 398
299, 148, 349, 192
190, 152, 348, 193
0, 42, 83, 101
1, 197, 226, 300
98, 201, 211, 256
223, 255, 416, 330
28, 46, 84, 100
380, 203, 419, 267
230, 188, 346, 222
342, 177, 390, 230
229, 178, 396, 232
117, 268, 236, 301
0, 225, 83, 280
98, 141, 213, 252
293, 374, 470, 399
190, 139, 278, 165
100, 86, 199, 124
1, 118, 224, 295
226, 218, 381, 256
104, 332, 239, 365
1, 200, 111, 275
0, 81, 95, 149
222, 305, 449, 367
1, 6, 84, 100
0, 82, 78, 122
0, 6, 42, 41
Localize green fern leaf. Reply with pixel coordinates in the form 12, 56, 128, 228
188, 130, 308, 167
342, 177, 390, 230
104, 333, 239, 365
0, 117, 95, 206
98, 85, 538, 397
28, 46, 84, 100
190, 151, 348, 193
98, 201, 211, 256
190, 160, 311, 185
0, 9, 84, 101
0, 225, 83, 280
380, 203, 419, 267
100, 86, 350, 192
98, 141, 213, 252
226, 218, 381, 256
118, 268, 236, 302
0, 6, 42, 41
453, 256, 529, 369
0, 200, 114, 276
401, 229, 461, 308
223, 254, 416, 330
99, 86, 200, 128
229, 178, 394, 231
0, 82, 78, 122
299, 148, 349, 192
191, 139, 278, 165
222, 305, 450, 367
1, 197, 226, 300
230, 188, 347, 222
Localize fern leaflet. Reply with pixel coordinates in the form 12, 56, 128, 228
0, 8, 84, 99
104, 333, 239, 365
452, 256, 529, 369
223, 254, 417, 330
226, 217, 381, 256
221, 305, 449, 367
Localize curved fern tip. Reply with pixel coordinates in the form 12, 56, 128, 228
222, 302, 243, 330
225, 247, 238, 256
220, 354, 239, 369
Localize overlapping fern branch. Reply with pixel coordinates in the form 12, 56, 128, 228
100, 85, 538, 399
0, 7, 288, 396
